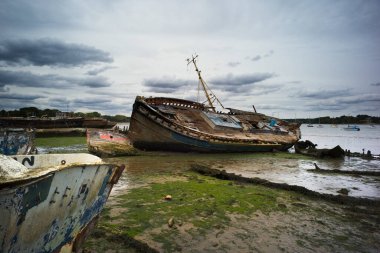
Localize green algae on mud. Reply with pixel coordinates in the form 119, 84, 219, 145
35, 136, 86, 147
84, 169, 380, 252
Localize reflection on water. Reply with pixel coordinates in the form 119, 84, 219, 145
106, 153, 380, 199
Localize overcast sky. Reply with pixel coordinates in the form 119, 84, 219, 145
1, 0, 379, 118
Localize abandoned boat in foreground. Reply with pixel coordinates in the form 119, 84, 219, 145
0, 153, 124, 253
128, 55, 301, 152
0, 128, 36, 155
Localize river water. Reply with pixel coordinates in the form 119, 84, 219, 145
40, 124, 380, 199
300, 124, 380, 155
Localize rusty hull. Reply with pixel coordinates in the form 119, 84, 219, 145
128, 96, 301, 152
0, 153, 124, 253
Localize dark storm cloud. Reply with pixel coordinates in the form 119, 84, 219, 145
306, 93, 380, 111
0, 70, 111, 88
143, 77, 195, 93
0, 92, 43, 101
295, 89, 351, 99
208, 73, 275, 92
0, 39, 113, 67
370, 82, 380, 86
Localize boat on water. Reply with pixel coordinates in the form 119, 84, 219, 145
0, 128, 36, 155
87, 129, 136, 157
343, 125, 360, 131
128, 55, 301, 152
0, 153, 124, 253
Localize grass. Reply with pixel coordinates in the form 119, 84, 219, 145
35, 136, 86, 147
90, 172, 295, 251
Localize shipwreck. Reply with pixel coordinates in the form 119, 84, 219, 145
128, 55, 301, 152
0, 153, 124, 253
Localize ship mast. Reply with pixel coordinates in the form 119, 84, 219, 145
187, 55, 224, 112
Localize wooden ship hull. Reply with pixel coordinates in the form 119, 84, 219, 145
86, 129, 136, 157
128, 97, 301, 153
0, 128, 36, 155
0, 153, 124, 253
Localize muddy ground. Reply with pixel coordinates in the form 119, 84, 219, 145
84, 167, 380, 253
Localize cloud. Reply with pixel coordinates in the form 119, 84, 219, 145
250, 55, 261, 61
305, 93, 380, 111
249, 51, 273, 62
208, 73, 275, 92
0, 69, 112, 88
370, 82, 380, 86
143, 77, 196, 93
86, 66, 116, 76
0, 38, 113, 67
227, 61, 241, 67
0, 92, 44, 101
295, 88, 351, 99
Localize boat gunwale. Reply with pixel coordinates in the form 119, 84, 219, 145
0, 161, 117, 188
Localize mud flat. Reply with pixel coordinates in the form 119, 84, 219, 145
84, 166, 380, 253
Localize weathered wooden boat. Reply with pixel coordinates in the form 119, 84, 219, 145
128, 55, 301, 153
0, 128, 36, 155
0, 153, 124, 253
294, 140, 345, 158
87, 129, 136, 157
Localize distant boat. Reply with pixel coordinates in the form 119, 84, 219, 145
0, 128, 36, 155
307, 124, 314, 127
87, 129, 136, 157
0, 153, 124, 253
331, 124, 338, 128
343, 125, 360, 131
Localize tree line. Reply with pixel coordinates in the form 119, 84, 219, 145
285, 115, 379, 124
0, 107, 130, 122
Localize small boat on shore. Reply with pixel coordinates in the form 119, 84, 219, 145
294, 140, 345, 158
0, 128, 36, 155
128, 55, 301, 152
0, 153, 124, 253
343, 125, 360, 131
87, 129, 136, 157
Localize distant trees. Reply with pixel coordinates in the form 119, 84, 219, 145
0, 107, 130, 122
287, 115, 379, 124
